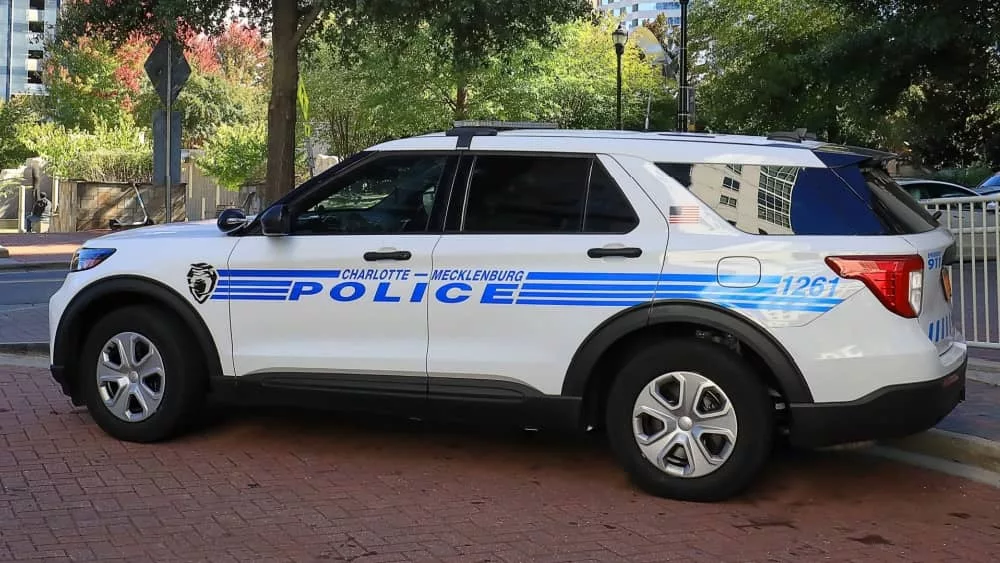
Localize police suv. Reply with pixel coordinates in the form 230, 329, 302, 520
48, 123, 967, 502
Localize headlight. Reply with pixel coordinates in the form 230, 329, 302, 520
70, 248, 116, 272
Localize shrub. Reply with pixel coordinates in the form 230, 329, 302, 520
197, 122, 268, 191
932, 166, 995, 189
23, 118, 152, 183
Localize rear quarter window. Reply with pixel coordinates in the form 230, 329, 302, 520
656, 161, 937, 236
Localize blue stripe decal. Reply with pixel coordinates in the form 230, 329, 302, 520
520, 283, 661, 292
219, 269, 342, 278
211, 294, 288, 301
525, 272, 784, 284
219, 280, 293, 287
205, 268, 846, 314
214, 288, 290, 295
518, 291, 658, 299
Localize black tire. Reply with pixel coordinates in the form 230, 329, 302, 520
79, 304, 207, 443
605, 338, 774, 502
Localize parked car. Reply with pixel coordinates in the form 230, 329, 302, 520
49, 124, 966, 503
975, 172, 1000, 194
897, 178, 1000, 260
896, 177, 981, 201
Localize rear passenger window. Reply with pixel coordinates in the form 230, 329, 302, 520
584, 161, 639, 233
655, 161, 932, 235
462, 155, 590, 233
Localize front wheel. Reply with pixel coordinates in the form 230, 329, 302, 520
79, 305, 206, 443
605, 338, 774, 502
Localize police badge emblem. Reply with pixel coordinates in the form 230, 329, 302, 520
186, 263, 219, 304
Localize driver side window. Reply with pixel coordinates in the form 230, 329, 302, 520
292, 154, 449, 235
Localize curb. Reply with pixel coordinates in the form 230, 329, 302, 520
0, 259, 69, 272
884, 428, 1000, 475
0, 342, 48, 355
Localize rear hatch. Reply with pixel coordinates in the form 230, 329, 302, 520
827, 157, 957, 355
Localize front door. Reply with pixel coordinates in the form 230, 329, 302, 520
225, 152, 456, 391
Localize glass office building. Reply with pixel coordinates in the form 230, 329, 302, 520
593, 1, 682, 31
0, 0, 60, 101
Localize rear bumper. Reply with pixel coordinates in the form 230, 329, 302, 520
787, 358, 966, 448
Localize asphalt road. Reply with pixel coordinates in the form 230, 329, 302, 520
0, 268, 67, 312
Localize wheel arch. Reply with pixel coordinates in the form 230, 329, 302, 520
562, 300, 813, 427
53, 275, 225, 402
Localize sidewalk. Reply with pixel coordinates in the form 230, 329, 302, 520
0, 231, 102, 268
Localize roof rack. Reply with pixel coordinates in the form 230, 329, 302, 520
446, 120, 559, 148
766, 128, 817, 143
451, 120, 559, 131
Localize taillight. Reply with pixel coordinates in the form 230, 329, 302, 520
825, 255, 924, 318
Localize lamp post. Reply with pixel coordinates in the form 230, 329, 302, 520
612, 24, 628, 130
677, 0, 690, 132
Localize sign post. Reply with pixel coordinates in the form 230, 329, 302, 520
144, 37, 190, 223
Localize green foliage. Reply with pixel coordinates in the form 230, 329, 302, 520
197, 123, 268, 190
536, 16, 668, 129
689, 0, 1000, 169
42, 35, 137, 131
305, 14, 666, 156
0, 96, 41, 169
22, 118, 152, 183
932, 167, 996, 189
133, 70, 265, 148
328, 0, 591, 119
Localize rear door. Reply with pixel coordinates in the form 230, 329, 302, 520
425, 152, 669, 398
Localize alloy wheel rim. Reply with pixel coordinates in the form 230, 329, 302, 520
95, 332, 166, 423
631, 371, 738, 478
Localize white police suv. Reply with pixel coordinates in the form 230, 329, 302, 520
48, 123, 967, 502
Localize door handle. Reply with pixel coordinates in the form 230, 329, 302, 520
588, 247, 642, 259
364, 250, 412, 262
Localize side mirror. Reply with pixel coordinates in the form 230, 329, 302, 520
216, 208, 248, 234
260, 204, 291, 236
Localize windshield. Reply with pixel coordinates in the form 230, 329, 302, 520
979, 174, 1000, 189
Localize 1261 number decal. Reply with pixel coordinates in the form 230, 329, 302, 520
777, 276, 840, 298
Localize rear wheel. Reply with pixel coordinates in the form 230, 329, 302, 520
79, 305, 206, 442
605, 338, 774, 502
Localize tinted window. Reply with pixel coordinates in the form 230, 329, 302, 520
462, 155, 590, 233
584, 161, 639, 233
656, 161, 936, 235
292, 154, 448, 234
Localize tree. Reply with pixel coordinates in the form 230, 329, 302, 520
537, 16, 669, 130
0, 96, 40, 169
57, 0, 338, 204
41, 35, 141, 130
328, 0, 591, 120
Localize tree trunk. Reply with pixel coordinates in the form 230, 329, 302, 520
455, 79, 469, 121
263, 1, 300, 206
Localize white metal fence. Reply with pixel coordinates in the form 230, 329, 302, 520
921, 194, 1000, 349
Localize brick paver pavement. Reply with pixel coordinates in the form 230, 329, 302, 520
2, 364, 1000, 562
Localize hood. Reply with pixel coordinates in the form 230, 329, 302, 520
87, 220, 229, 243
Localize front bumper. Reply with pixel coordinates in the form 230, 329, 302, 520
787, 357, 967, 448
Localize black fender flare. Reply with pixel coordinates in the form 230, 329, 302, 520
52, 275, 226, 394
560, 299, 813, 404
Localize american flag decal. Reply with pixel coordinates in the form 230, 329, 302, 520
668, 205, 700, 224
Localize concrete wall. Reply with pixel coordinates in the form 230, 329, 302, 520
73, 182, 185, 231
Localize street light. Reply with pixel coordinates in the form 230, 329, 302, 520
677, 0, 690, 132
612, 24, 628, 130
